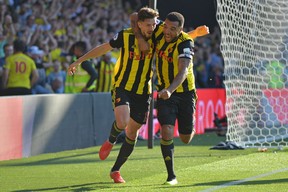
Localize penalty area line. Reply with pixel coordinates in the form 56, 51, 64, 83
199, 167, 288, 192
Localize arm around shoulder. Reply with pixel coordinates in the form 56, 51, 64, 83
129, 12, 150, 54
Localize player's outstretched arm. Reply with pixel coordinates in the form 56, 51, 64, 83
67, 42, 113, 75
188, 25, 209, 39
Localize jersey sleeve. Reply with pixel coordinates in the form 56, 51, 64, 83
154, 19, 163, 34
109, 30, 124, 49
177, 40, 194, 60
153, 19, 164, 41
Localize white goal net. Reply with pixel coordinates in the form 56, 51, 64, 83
216, 0, 288, 148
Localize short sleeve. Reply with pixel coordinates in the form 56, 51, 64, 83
178, 40, 194, 59
109, 30, 124, 49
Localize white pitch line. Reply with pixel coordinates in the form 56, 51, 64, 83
200, 167, 288, 192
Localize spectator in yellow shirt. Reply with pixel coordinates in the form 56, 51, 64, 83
2, 39, 39, 96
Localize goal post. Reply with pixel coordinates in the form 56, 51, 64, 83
216, 0, 288, 148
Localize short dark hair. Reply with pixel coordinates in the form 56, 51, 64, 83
73, 41, 87, 52
166, 12, 185, 27
13, 39, 26, 52
3, 43, 12, 50
138, 7, 159, 21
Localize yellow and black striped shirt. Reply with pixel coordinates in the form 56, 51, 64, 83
109, 28, 156, 95
95, 60, 114, 92
155, 30, 195, 93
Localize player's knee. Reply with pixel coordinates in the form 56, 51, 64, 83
180, 136, 192, 144
161, 125, 174, 140
117, 123, 127, 129
179, 131, 195, 144
116, 120, 128, 129
125, 128, 138, 140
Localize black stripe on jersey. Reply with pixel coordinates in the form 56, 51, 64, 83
158, 42, 169, 90
155, 33, 164, 43
120, 35, 135, 88
115, 49, 124, 82
131, 55, 144, 93
182, 77, 189, 91
168, 44, 177, 86
143, 58, 152, 93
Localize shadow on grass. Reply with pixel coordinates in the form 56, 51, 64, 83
1, 149, 112, 167
12, 182, 111, 192
2, 133, 242, 167
12, 178, 288, 192
12, 182, 164, 192
2, 133, 229, 168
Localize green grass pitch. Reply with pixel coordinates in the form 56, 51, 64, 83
1, 133, 287, 192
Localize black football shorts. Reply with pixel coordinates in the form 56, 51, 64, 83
111, 87, 151, 124
157, 90, 197, 134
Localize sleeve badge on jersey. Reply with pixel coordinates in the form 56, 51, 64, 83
183, 48, 193, 56
156, 19, 161, 25
113, 33, 119, 40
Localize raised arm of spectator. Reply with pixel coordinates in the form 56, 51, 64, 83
29, 26, 42, 46
48, 0, 62, 19
80, 30, 92, 51
86, 9, 98, 20
40, 14, 52, 30
3, 15, 16, 43
67, 42, 113, 75
46, 30, 58, 50
0, 5, 6, 26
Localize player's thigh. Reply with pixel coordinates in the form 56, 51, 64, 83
177, 91, 196, 135
125, 118, 143, 140
129, 93, 151, 124
156, 98, 177, 126
112, 87, 131, 128
114, 105, 130, 128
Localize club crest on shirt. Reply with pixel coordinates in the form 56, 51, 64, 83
167, 47, 173, 53
116, 97, 121, 103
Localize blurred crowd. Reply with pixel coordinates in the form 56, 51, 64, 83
0, 0, 225, 96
